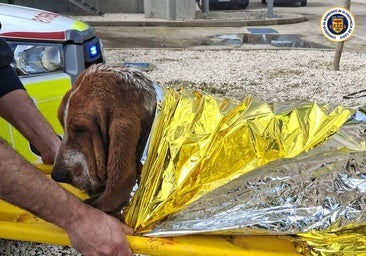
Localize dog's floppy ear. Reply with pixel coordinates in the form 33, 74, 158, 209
88, 105, 143, 212
57, 89, 72, 127
58, 71, 84, 127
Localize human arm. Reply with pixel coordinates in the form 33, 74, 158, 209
0, 88, 61, 164
0, 87, 60, 164
0, 38, 60, 164
0, 139, 134, 256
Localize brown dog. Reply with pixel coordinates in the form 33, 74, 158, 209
51, 63, 157, 213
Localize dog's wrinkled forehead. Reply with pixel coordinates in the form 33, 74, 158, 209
71, 64, 156, 113
87, 63, 154, 91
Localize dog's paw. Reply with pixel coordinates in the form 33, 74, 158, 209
84, 196, 99, 206
84, 194, 129, 214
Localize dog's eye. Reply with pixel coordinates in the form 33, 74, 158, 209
72, 125, 88, 135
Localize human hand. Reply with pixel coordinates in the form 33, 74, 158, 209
0, 138, 132, 255
65, 204, 134, 256
40, 135, 62, 164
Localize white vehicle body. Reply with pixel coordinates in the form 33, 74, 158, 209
0, 3, 104, 162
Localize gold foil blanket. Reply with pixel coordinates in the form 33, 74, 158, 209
124, 88, 366, 255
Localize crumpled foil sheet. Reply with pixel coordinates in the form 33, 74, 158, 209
124, 88, 366, 255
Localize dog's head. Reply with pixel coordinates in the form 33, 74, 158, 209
51, 63, 157, 213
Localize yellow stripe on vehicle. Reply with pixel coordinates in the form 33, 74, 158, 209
0, 74, 71, 163
71, 20, 89, 31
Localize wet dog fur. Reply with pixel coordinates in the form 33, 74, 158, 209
51, 63, 157, 213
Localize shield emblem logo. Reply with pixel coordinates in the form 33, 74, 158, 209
331, 17, 345, 34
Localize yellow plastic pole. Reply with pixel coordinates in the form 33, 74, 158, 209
0, 164, 300, 255
0, 218, 299, 256
128, 235, 299, 256
33, 163, 53, 174
0, 198, 299, 255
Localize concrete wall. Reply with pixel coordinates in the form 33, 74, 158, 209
10, 0, 196, 19
12, 0, 144, 14
176, 0, 196, 19
144, 0, 196, 20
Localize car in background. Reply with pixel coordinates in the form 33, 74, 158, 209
0, 3, 104, 163
197, 0, 250, 10
261, 0, 307, 6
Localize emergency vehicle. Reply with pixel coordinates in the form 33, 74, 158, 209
0, 3, 104, 162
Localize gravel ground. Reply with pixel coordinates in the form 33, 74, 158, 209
110, 48, 366, 108
1, 48, 365, 255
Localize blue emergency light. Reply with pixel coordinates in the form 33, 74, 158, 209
88, 44, 99, 58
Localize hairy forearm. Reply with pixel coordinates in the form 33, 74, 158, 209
0, 140, 134, 256
0, 89, 60, 163
0, 139, 85, 231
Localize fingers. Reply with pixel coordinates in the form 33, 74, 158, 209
127, 247, 134, 256
116, 250, 133, 256
114, 247, 133, 256
116, 238, 134, 256
121, 224, 134, 235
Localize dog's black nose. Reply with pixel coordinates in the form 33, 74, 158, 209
51, 168, 70, 183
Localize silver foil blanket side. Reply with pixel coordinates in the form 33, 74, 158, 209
147, 121, 366, 237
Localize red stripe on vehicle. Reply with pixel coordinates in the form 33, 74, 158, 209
0, 31, 66, 41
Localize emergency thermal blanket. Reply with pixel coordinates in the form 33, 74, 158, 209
124, 88, 366, 255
